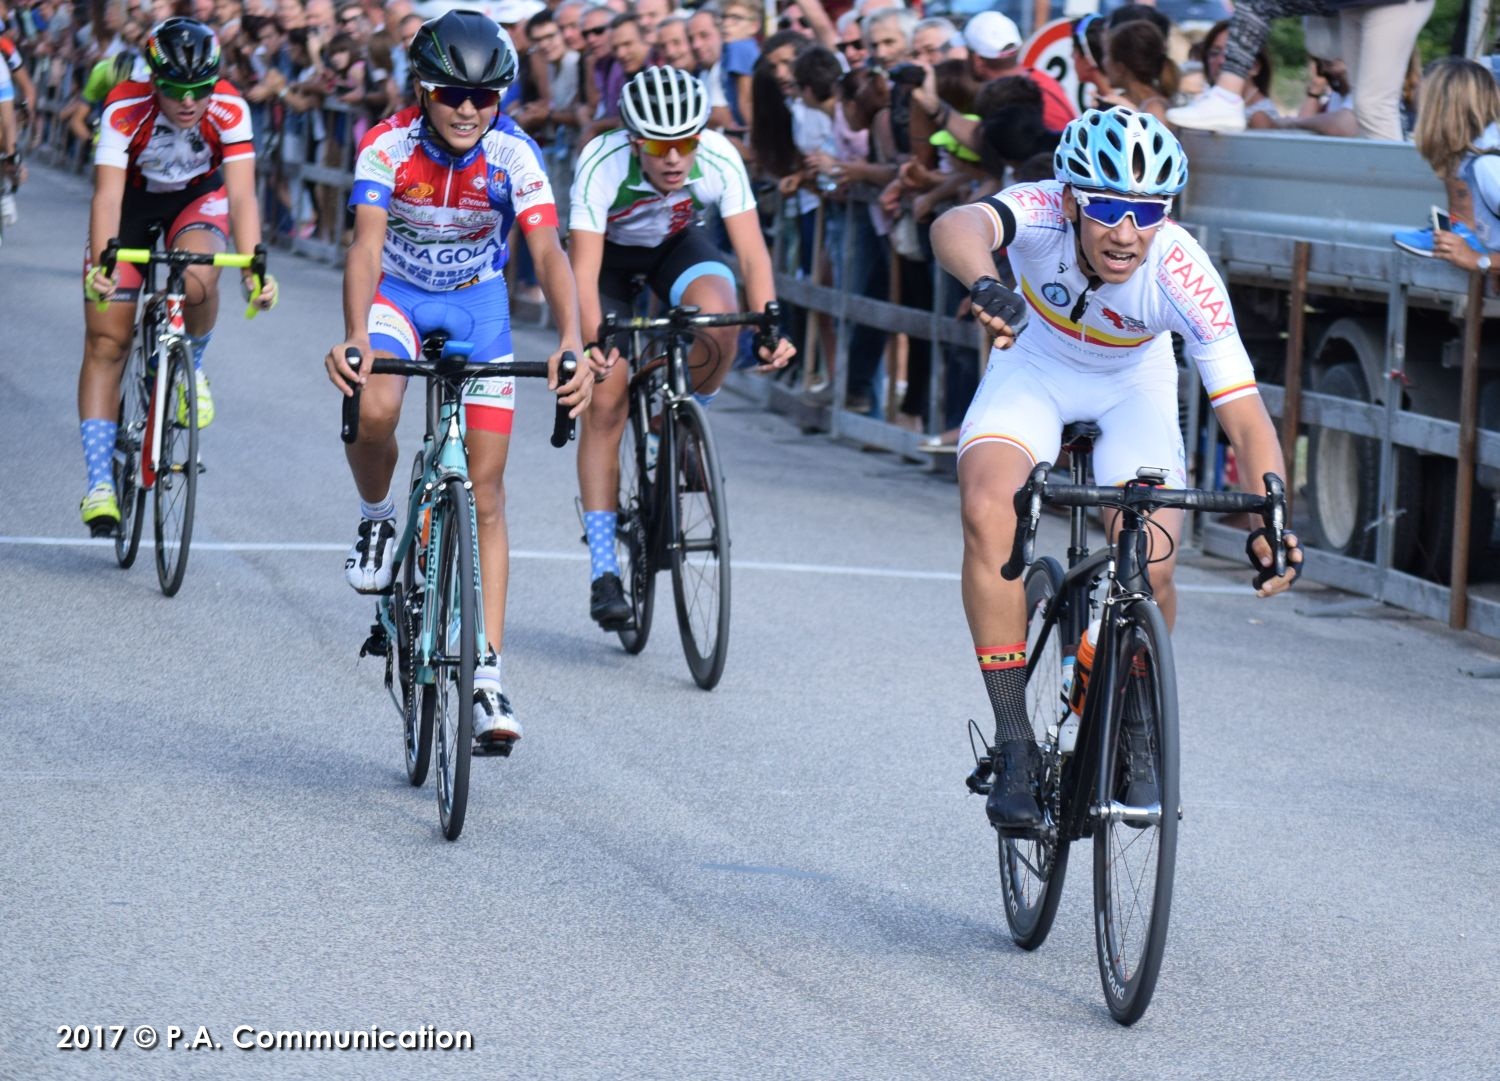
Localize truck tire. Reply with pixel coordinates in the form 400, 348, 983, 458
1305, 362, 1418, 566
1411, 456, 1497, 584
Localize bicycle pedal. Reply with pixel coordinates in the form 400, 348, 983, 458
359, 622, 389, 658
472, 737, 515, 758
965, 756, 993, 795
87, 520, 119, 539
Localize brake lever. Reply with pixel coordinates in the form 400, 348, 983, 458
1001, 463, 1049, 581
1263, 472, 1287, 578
341, 348, 362, 444
551, 352, 578, 449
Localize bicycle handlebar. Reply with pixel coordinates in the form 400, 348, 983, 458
340, 349, 579, 449
97, 237, 270, 319
999, 466, 1288, 584
598, 301, 784, 357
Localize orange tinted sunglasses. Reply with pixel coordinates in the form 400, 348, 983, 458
638, 136, 700, 157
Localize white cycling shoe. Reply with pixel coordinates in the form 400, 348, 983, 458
345, 516, 397, 593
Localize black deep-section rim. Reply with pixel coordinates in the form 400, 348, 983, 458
152, 344, 197, 597
113, 344, 149, 569
615, 403, 655, 655
433, 480, 476, 841
1093, 599, 1178, 1025
1000, 556, 1072, 950
401, 452, 433, 787
668, 398, 730, 690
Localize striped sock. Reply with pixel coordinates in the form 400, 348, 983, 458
80, 419, 117, 489
978, 642, 1032, 744
360, 497, 396, 521
584, 510, 620, 581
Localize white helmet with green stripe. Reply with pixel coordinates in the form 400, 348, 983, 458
620, 66, 710, 140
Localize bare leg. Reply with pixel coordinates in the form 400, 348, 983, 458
465, 427, 512, 654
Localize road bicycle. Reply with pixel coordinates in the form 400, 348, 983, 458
98, 235, 269, 596
595, 302, 781, 690
346, 337, 576, 841
966, 421, 1287, 1024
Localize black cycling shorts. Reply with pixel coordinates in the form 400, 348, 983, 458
597, 226, 736, 320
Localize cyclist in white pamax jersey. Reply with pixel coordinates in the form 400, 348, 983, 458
569, 66, 794, 630
931, 107, 1302, 834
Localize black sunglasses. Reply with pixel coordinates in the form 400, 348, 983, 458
837, 40, 863, 53
778, 15, 808, 30
583, 25, 608, 38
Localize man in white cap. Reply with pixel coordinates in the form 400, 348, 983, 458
962, 10, 1074, 131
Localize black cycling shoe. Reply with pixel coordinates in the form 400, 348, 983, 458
986, 739, 1044, 835
590, 572, 632, 629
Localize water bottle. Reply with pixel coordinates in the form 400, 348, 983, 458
646, 432, 660, 472
1069, 617, 1103, 720
1058, 651, 1079, 754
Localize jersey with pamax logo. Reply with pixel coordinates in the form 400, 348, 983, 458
976, 179, 1258, 408
349, 106, 558, 290
95, 80, 254, 192
569, 127, 755, 247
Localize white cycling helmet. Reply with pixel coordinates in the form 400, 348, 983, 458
1053, 107, 1187, 198
620, 66, 710, 140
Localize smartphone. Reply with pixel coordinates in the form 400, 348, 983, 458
1432, 206, 1453, 233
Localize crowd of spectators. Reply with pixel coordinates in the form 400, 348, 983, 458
0, 0, 1485, 431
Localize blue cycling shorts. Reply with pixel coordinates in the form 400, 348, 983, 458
368, 274, 516, 434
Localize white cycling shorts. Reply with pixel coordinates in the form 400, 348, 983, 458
957, 345, 1187, 487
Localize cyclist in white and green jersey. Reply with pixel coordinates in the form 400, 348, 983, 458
570, 66, 795, 628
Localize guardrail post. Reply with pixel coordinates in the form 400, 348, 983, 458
1450, 268, 1484, 629
927, 253, 943, 443
1374, 266, 1410, 587
803, 199, 825, 391
829, 196, 857, 440
1280, 241, 1310, 523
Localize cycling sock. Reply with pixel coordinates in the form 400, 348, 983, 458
978, 642, 1032, 744
186, 331, 212, 372
692, 390, 719, 409
360, 496, 396, 522
475, 649, 501, 691
81, 419, 117, 490
584, 510, 620, 580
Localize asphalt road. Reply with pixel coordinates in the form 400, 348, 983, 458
3, 167, 1499, 1081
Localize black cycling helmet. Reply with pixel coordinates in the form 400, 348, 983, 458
145, 17, 221, 83
408, 10, 518, 89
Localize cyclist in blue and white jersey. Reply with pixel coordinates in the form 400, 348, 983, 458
569, 65, 795, 629
323, 11, 592, 753
931, 108, 1303, 833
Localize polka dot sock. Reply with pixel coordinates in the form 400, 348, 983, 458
584, 510, 619, 581
80, 419, 117, 490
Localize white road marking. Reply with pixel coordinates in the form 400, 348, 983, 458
0, 535, 1252, 592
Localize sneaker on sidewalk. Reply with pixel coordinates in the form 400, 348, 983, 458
345, 516, 397, 593
1392, 221, 1485, 258
176, 369, 215, 428
80, 482, 120, 535
1166, 89, 1246, 133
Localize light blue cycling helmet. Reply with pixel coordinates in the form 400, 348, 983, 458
1053, 107, 1187, 197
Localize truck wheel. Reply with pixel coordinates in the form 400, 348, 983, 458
1411, 456, 1497, 584
1305, 362, 1418, 566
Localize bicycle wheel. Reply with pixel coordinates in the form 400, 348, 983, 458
430, 479, 477, 841
1000, 557, 1072, 950
615, 399, 656, 654
153, 343, 198, 596
1093, 599, 1179, 1025
668, 398, 730, 690
399, 454, 433, 787
113, 343, 149, 569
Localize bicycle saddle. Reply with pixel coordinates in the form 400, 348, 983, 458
1061, 421, 1102, 450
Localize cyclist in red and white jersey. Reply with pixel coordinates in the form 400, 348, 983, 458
78, 17, 277, 534
932, 108, 1302, 833
323, 11, 591, 752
